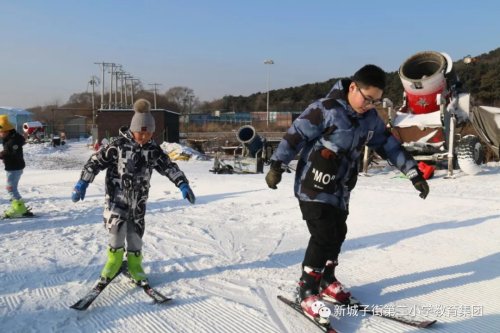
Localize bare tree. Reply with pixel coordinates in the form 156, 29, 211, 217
165, 86, 199, 113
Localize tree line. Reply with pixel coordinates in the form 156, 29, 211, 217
210, 47, 500, 113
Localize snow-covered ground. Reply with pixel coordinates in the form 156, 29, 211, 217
1, 141, 499, 333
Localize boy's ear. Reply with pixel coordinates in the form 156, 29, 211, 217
348, 81, 357, 93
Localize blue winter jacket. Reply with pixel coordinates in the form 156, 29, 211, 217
271, 79, 418, 210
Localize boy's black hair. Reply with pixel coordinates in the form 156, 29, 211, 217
352, 64, 386, 90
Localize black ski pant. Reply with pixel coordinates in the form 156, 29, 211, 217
299, 200, 348, 269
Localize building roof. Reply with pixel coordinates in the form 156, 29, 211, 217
0, 106, 32, 116
98, 108, 180, 116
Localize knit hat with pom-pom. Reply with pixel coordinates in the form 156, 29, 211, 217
130, 99, 155, 132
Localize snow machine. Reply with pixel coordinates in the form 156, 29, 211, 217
385, 50, 486, 176
23, 121, 47, 143
231, 125, 265, 173
210, 125, 271, 174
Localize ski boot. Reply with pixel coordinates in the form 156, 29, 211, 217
319, 260, 353, 305
127, 250, 148, 284
100, 247, 124, 282
297, 266, 331, 325
3, 199, 29, 218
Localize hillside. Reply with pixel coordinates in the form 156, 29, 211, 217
214, 48, 500, 112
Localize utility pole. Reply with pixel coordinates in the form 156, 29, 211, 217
108, 63, 116, 109
120, 72, 128, 108
129, 78, 141, 105
94, 62, 113, 109
149, 83, 162, 109
123, 75, 132, 108
114, 65, 122, 108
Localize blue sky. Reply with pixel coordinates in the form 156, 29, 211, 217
1, 0, 499, 108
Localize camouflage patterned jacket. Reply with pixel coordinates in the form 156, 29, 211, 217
271, 79, 418, 211
79, 126, 188, 235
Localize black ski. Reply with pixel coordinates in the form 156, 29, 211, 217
136, 281, 173, 304
323, 299, 436, 328
70, 270, 122, 311
122, 263, 172, 304
277, 295, 337, 333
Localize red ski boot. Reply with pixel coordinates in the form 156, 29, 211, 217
300, 294, 331, 325
320, 280, 352, 304
297, 267, 331, 325
319, 260, 353, 305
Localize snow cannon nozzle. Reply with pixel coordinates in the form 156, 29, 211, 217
236, 125, 264, 158
398, 51, 451, 114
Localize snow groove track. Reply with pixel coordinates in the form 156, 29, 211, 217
174, 297, 280, 333
0, 294, 22, 314
1, 144, 500, 332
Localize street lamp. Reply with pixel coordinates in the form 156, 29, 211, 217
264, 59, 274, 128
88, 76, 100, 126
183, 94, 194, 140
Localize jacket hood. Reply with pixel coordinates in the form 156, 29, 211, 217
119, 126, 143, 145
325, 79, 351, 109
119, 126, 134, 141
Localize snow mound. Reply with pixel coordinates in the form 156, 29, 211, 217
160, 142, 210, 161
23, 140, 92, 170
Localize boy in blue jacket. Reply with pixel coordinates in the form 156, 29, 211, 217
265, 65, 429, 325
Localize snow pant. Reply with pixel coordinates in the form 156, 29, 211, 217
6, 170, 23, 200
107, 217, 143, 253
299, 200, 348, 269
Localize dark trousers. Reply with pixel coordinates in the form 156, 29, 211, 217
299, 201, 348, 269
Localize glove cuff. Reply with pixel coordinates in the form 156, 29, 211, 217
80, 171, 95, 183
270, 160, 286, 173
407, 168, 424, 184
77, 179, 89, 188
406, 168, 419, 180
175, 177, 188, 187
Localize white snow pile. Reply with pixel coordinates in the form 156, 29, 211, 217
160, 141, 210, 160
23, 141, 85, 170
